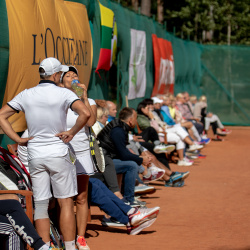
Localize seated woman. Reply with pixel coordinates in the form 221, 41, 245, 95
193, 95, 231, 141
137, 101, 203, 166
0, 194, 50, 250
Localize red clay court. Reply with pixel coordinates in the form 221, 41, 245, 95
85, 127, 250, 250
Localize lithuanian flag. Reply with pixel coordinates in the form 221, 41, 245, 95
95, 2, 117, 73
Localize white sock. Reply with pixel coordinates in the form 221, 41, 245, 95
127, 207, 136, 216
64, 240, 75, 250
38, 244, 49, 250
143, 170, 151, 178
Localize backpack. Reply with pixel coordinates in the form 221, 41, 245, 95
0, 146, 32, 191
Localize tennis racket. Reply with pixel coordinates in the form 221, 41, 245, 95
89, 127, 105, 173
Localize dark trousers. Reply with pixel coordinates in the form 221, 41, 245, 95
0, 199, 44, 250
89, 178, 131, 225
139, 127, 171, 170
91, 149, 120, 194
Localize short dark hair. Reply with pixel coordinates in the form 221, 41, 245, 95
39, 67, 51, 80
143, 98, 153, 105
119, 107, 135, 121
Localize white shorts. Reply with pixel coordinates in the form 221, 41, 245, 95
28, 153, 77, 201
75, 149, 98, 176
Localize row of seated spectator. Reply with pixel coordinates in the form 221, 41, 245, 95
0, 59, 231, 250
0, 62, 161, 250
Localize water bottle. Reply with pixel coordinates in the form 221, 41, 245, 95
71, 79, 84, 97
17, 180, 26, 190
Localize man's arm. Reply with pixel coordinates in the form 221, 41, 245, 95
0, 105, 32, 145
110, 127, 143, 165
56, 100, 90, 143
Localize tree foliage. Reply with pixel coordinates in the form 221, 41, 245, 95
114, 0, 250, 44
165, 0, 250, 44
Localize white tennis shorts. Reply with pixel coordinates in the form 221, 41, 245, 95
28, 153, 77, 201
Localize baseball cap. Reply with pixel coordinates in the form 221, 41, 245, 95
60, 65, 78, 83
151, 97, 163, 104
39, 57, 69, 76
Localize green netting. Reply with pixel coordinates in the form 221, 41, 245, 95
201, 45, 250, 126
1, 0, 249, 150
81, 0, 204, 111
0, 0, 10, 148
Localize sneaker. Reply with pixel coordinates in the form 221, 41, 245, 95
128, 206, 160, 226
184, 157, 194, 163
185, 151, 199, 159
165, 179, 185, 187
186, 154, 198, 159
153, 144, 175, 154
212, 135, 224, 141
187, 144, 203, 152
200, 138, 211, 145
198, 153, 206, 159
76, 236, 90, 250
177, 159, 193, 166
222, 128, 232, 134
171, 171, 190, 182
217, 132, 227, 136
148, 164, 166, 174
134, 185, 155, 195
127, 217, 157, 235
123, 198, 147, 207
101, 216, 126, 227
143, 171, 165, 184
201, 134, 208, 139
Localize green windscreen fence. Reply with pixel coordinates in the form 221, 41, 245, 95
201, 45, 250, 126
0, 0, 249, 149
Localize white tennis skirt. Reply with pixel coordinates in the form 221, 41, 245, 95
74, 149, 98, 176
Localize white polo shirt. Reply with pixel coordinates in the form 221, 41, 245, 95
8, 80, 79, 161
67, 98, 96, 153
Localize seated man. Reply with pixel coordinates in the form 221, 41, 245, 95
106, 101, 117, 122
176, 93, 204, 135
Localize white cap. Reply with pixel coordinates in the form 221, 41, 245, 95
39, 57, 69, 76
151, 97, 163, 104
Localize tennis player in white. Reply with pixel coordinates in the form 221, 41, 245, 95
0, 57, 90, 250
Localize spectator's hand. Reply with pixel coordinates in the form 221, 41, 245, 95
17, 137, 33, 146
55, 131, 74, 143
133, 135, 145, 142
141, 155, 152, 166
192, 117, 200, 122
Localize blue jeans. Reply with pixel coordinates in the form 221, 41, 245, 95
113, 159, 137, 202
89, 178, 131, 225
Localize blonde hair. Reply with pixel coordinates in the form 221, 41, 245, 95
176, 93, 184, 101
97, 106, 109, 121
190, 95, 197, 103
199, 95, 207, 103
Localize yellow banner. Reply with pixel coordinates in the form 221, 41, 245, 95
4, 0, 93, 132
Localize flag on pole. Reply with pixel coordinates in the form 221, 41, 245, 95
95, 2, 117, 74
128, 29, 146, 100
151, 34, 175, 96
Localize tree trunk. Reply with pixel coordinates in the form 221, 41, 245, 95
141, 0, 151, 17
131, 0, 139, 12
157, 0, 164, 24
227, 18, 231, 45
